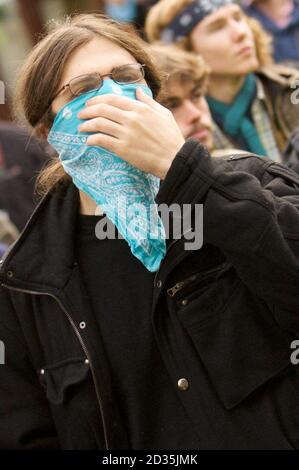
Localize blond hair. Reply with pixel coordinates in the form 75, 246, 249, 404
13, 13, 164, 195
145, 0, 273, 67
149, 44, 210, 103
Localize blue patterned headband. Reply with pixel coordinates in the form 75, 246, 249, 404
160, 0, 234, 43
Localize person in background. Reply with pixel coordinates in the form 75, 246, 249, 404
0, 244, 7, 258
0, 121, 51, 232
145, 0, 299, 163
0, 210, 19, 257
150, 44, 257, 157
150, 45, 214, 151
243, 0, 299, 64
105, 0, 138, 23
283, 127, 299, 170
105, 0, 158, 30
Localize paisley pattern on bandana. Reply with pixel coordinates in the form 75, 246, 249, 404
48, 79, 166, 272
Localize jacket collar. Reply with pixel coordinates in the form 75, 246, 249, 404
257, 64, 299, 88
0, 181, 80, 292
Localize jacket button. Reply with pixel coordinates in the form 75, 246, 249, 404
7, 271, 13, 278
84, 358, 89, 364
40, 369, 45, 375
79, 321, 86, 329
156, 280, 162, 288
177, 378, 189, 391
181, 299, 188, 306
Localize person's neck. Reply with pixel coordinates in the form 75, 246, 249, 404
79, 190, 98, 215
207, 74, 247, 104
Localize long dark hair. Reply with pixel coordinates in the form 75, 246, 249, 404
14, 13, 164, 195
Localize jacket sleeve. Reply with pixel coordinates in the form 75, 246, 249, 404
0, 285, 60, 449
157, 139, 299, 330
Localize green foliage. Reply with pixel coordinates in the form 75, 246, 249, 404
0, 7, 7, 48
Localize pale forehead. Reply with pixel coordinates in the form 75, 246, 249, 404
198, 3, 242, 27
59, 36, 137, 86
167, 76, 202, 98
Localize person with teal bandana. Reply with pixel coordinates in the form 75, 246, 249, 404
145, 0, 299, 163
1, 13, 299, 451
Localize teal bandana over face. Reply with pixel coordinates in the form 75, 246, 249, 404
47, 79, 166, 272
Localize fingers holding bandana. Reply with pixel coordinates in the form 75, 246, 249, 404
47, 79, 167, 272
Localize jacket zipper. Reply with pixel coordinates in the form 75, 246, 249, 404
167, 262, 228, 297
0, 283, 110, 450
153, 227, 194, 287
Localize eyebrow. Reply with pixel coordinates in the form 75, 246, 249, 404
163, 95, 181, 102
206, 17, 226, 30
63, 62, 137, 88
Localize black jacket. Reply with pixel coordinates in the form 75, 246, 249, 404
0, 140, 299, 450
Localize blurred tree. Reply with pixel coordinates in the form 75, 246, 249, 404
16, 0, 106, 47
0, 63, 11, 121
63, 0, 105, 14
16, 0, 44, 45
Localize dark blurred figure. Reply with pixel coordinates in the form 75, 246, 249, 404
244, 0, 299, 63
0, 121, 51, 232
0, 243, 7, 257
16, 0, 44, 45
135, 0, 158, 27
284, 127, 299, 171
0, 210, 19, 257
105, 0, 157, 28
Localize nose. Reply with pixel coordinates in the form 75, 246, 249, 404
230, 18, 247, 42
184, 100, 202, 123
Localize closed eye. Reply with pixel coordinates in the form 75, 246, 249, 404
161, 97, 182, 110
207, 18, 226, 32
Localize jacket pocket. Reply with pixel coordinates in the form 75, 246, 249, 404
172, 262, 237, 327
38, 357, 90, 406
177, 281, 293, 410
